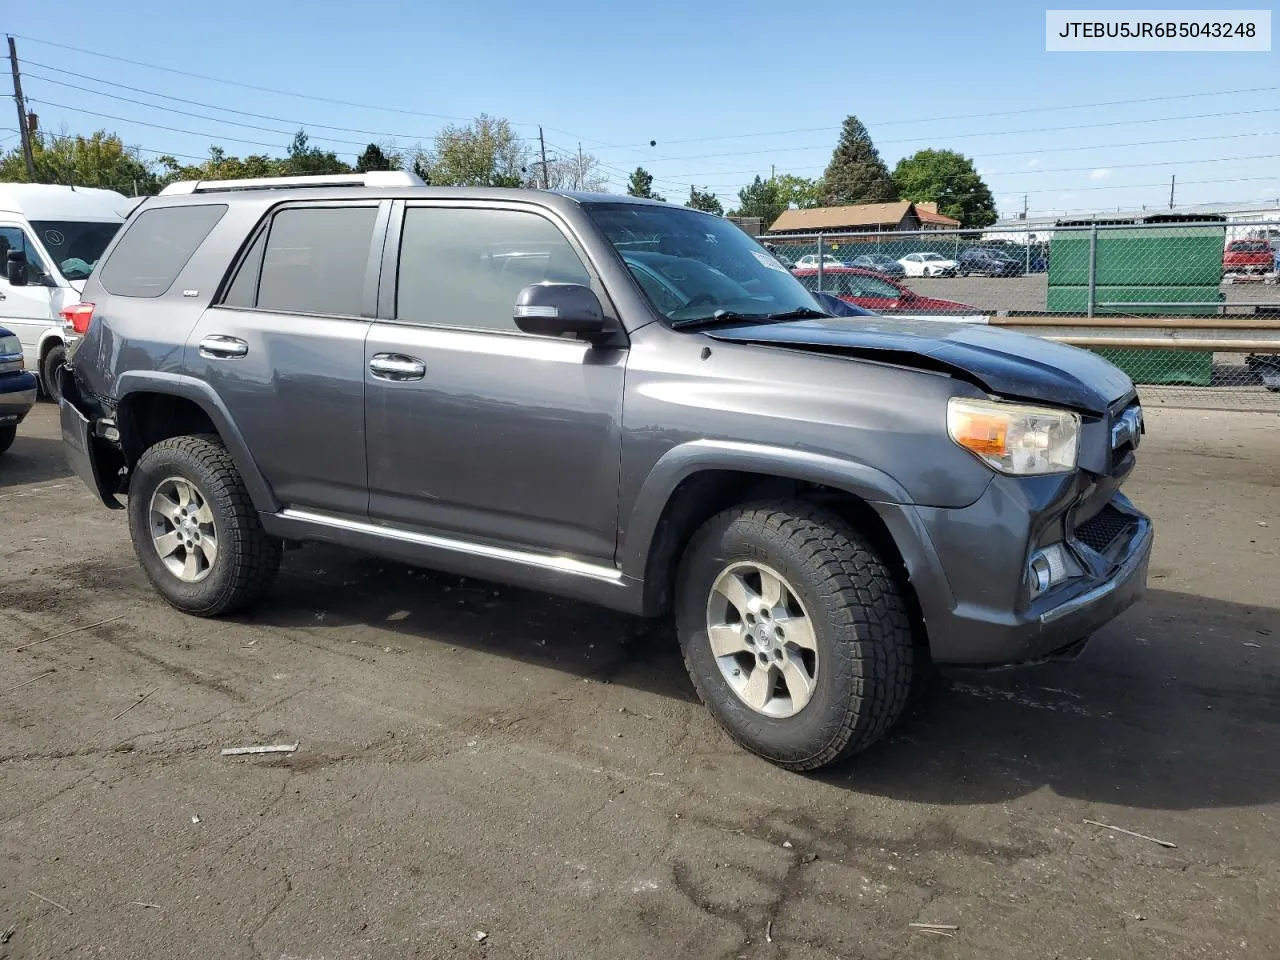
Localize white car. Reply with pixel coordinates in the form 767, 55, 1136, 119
898, 252, 958, 277
793, 254, 846, 270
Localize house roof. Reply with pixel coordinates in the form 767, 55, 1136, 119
768, 200, 959, 232
769, 202, 913, 233
916, 208, 961, 227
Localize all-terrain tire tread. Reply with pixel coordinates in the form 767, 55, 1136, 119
130, 434, 281, 617
679, 499, 915, 771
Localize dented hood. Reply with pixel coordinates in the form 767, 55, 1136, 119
704, 315, 1135, 414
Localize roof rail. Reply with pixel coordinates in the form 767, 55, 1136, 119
159, 170, 426, 196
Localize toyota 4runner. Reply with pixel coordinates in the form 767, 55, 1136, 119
59, 172, 1153, 771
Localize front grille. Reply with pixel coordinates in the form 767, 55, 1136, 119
1073, 504, 1134, 554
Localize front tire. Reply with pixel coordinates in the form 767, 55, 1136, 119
40, 343, 66, 403
127, 435, 282, 616
676, 500, 915, 771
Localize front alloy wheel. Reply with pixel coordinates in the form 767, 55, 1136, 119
706, 562, 819, 718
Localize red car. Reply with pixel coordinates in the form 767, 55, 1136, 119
1223, 239, 1273, 276
791, 266, 975, 314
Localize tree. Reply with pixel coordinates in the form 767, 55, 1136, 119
728, 175, 786, 228
685, 186, 723, 215
283, 130, 351, 176
822, 115, 897, 206
157, 147, 284, 186
356, 143, 399, 173
419, 115, 529, 187
892, 148, 997, 228
772, 174, 823, 210
0, 130, 159, 195
542, 149, 609, 192
627, 167, 664, 201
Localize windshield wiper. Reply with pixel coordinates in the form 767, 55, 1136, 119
671, 306, 829, 330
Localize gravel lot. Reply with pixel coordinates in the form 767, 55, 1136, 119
2, 402, 1278, 960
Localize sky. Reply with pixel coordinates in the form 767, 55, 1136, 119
7, 0, 1280, 218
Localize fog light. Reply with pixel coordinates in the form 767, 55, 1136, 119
1027, 543, 1077, 599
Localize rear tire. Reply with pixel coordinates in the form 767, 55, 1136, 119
127, 434, 282, 617
0, 425, 15, 456
40, 343, 66, 404
676, 500, 915, 772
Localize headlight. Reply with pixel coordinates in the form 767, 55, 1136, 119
0, 334, 20, 358
947, 397, 1080, 475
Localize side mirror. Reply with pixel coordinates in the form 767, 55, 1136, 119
6, 250, 28, 286
514, 282, 610, 343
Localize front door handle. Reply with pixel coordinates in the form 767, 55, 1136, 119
199, 335, 249, 359
369, 353, 426, 381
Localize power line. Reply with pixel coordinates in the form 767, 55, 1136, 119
605, 83, 1280, 150
25, 96, 293, 150
638, 106, 1280, 166
19, 64, 472, 144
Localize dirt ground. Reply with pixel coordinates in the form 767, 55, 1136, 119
1, 402, 1277, 960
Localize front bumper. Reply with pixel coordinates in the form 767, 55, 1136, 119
0, 371, 38, 428
879, 486, 1153, 667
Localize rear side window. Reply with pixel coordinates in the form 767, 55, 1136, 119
254, 206, 378, 317
99, 204, 227, 298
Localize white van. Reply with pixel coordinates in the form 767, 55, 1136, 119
0, 184, 133, 401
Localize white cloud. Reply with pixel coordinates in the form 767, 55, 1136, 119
1089, 168, 1111, 180
1026, 158, 1041, 168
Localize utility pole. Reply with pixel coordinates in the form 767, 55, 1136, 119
7, 36, 36, 181
1023, 194, 1028, 218
577, 142, 584, 190
538, 126, 549, 190
1168, 174, 1176, 209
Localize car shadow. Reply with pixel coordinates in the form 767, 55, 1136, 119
0, 434, 75, 488
240, 549, 1279, 811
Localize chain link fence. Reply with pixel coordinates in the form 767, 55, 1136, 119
762, 216, 1280, 410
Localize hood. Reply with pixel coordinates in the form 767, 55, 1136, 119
704, 316, 1135, 414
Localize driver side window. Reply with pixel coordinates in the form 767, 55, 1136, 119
0, 226, 52, 284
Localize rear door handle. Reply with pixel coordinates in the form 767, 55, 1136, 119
369, 353, 426, 381
199, 335, 249, 359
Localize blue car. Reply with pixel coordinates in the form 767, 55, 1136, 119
0, 325, 38, 456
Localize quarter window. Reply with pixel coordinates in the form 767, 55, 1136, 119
396, 207, 590, 333
98, 204, 227, 298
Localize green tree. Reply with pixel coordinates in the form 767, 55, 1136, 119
822, 116, 897, 206
627, 167, 664, 201
0, 130, 159, 195
892, 148, 996, 228
157, 147, 285, 186
419, 115, 528, 187
356, 143, 399, 173
685, 186, 723, 215
283, 130, 351, 176
728, 175, 786, 228
773, 174, 823, 210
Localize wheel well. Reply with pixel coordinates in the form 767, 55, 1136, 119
38, 336, 64, 365
640, 470, 929, 655
117, 393, 219, 469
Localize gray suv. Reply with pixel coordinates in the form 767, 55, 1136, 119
59, 173, 1152, 770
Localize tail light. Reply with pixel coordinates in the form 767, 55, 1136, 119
60, 302, 95, 336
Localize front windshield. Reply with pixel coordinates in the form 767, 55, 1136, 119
31, 220, 121, 281
584, 203, 824, 324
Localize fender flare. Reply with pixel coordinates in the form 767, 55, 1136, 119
618, 439, 913, 580
116, 371, 279, 513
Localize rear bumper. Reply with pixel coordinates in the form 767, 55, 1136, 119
0, 372, 38, 427
59, 371, 121, 509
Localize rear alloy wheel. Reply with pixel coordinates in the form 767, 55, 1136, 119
41, 343, 66, 403
677, 500, 916, 771
128, 435, 282, 616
